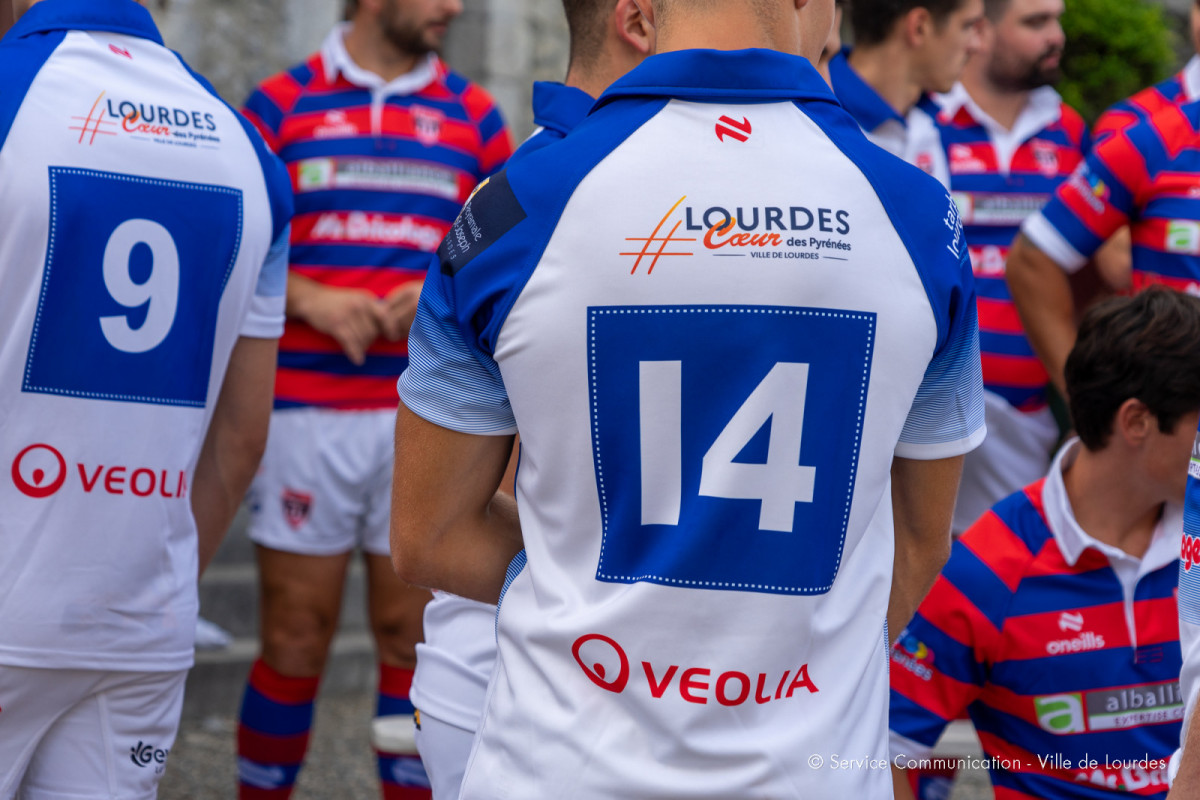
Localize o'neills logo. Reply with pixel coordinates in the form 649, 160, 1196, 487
1046, 632, 1106, 655
571, 634, 818, 706
1183, 533, 1200, 572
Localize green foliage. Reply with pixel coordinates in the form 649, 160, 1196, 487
1057, 0, 1179, 123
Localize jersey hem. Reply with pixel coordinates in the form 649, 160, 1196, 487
0, 646, 195, 672
895, 424, 987, 461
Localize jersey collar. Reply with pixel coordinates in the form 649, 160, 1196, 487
319, 22, 441, 96
937, 81, 1064, 143
1041, 439, 1181, 575
596, 48, 837, 110
6, 0, 163, 45
828, 47, 906, 132
531, 82, 595, 137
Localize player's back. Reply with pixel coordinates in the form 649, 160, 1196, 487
404, 48, 984, 798
0, 0, 290, 671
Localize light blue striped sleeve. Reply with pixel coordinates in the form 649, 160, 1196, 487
398, 267, 516, 435
895, 250, 987, 460
240, 224, 290, 339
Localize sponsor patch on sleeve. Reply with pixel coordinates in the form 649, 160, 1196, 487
439, 171, 526, 276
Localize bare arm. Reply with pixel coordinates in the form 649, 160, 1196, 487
888, 454, 963, 645
1006, 233, 1078, 398
891, 766, 916, 800
390, 403, 521, 603
192, 336, 277, 575
287, 272, 381, 366
1172, 713, 1200, 799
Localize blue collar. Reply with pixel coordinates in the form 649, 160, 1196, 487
531, 82, 595, 138
6, 0, 163, 45
596, 48, 838, 110
828, 47, 906, 132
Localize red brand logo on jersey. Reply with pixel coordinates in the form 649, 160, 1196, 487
109, 44, 132, 59
282, 489, 313, 529
715, 116, 752, 143
1183, 533, 1200, 572
11, 444, 68, 498
915, 152, 935, 174
10, 443, 187, 500
412, 105, 444, 147
571, 633, 818, 707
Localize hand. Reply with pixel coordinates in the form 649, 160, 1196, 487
376, 281, 423, 342
294, 284, 382, 366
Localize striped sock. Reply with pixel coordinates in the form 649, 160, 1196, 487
375, 664, 431, 799
237, 659, 319, 799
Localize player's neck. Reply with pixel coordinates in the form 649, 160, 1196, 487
654, 11, 798, 57
343, 19, 421, 84
1062, 445, 1164, 560
564, 58, 612, 101
847, 44, 922, 117
960, 66, 1029, 131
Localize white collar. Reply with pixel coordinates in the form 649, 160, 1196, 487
1183, 54, 1200, 103
1040, 438, 1181, 574
319, 22, 440, 96
936, 82, 1064, 138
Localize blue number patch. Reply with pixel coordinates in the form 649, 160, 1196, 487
588, 305, 876, 595
24, 168, 243, 407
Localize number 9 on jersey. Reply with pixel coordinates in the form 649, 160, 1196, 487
24, 168, 243, 408
587, 305, 876, 596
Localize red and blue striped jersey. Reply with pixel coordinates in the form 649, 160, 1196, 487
890, 451, 1182, 798
1093, 57, 1200, 143
242, 26, 512, 409
1023, 100, 1200, 295
936, 85, 1088, 411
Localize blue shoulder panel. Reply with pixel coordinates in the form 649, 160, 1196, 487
0, 29, 68, 153
437, 95, 669, 360
173, 53, 295, 243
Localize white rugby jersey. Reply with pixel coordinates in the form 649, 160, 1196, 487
0, 0, 291, 672
400, 49, 985, 798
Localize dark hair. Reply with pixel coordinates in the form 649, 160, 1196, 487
345, 0, 359, 19
563, 0, 618, 69
848, 0, 971, 46
1066, 287, 1200, 450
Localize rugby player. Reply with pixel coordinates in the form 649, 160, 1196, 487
0, 0, 292, 795
391, 0, 986, 795
234, 0, 511, 797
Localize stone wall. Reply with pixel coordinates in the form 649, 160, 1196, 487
146, 0, 568, 140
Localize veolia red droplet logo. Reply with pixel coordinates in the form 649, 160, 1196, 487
11, 444, 68, 498
571, 633, 630, 693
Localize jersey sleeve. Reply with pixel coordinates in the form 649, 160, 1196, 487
462, 83, 514, 178
1177, 423, 1200, 780
240, 224, 290, 339
1021, 128, 1150, 272
890, 530, 1010, 759
896, 195, 986, 460
398, 171, 532, 435
241, 71, 303, 154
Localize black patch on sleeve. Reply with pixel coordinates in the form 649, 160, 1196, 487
439, 170, 527, 276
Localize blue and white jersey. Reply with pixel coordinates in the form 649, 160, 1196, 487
829, 48, 951, 188
0, 0, 291, 672
1176, 424, 1200, 781
411, 79, 596, 734
400, 48, 985, 798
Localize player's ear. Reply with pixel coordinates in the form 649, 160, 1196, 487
904, 6, 932, 46
618, 0, 656, 55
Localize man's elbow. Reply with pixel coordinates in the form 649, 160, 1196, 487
389, 517, 437, 588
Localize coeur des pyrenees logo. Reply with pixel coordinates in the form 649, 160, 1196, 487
70, 91, 220, 146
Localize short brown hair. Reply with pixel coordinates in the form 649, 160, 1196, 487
849, 0, 976, 46
563, 0, 618, 68
1066, 287, 1200, 450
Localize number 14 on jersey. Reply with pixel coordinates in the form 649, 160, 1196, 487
588, 305, 876, 596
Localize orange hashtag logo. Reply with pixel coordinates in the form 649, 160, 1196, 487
620, 196, 696, 275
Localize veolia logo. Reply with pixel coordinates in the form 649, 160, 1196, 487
572, 633, 631, 693
11, 444, 67, 498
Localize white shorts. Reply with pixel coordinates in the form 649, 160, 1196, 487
0, 666, 187, 800
952, 390, 1059, 535
247, 407, 397, 556
414, 710, 476, 800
